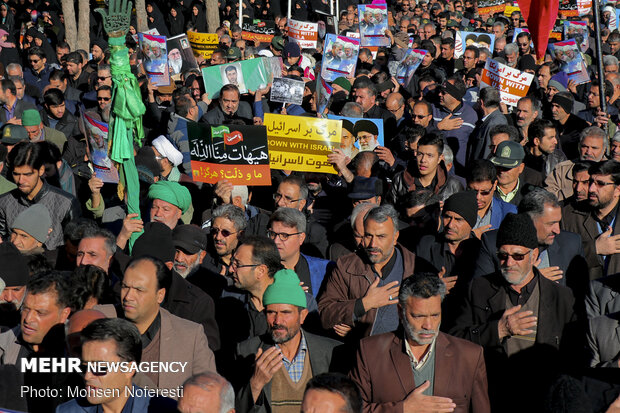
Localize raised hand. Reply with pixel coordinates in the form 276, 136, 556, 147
95, 0, 133, 38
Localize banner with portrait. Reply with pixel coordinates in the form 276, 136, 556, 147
167, 34, 199, 81
455, 31, 495, 58
138, 33, 170, 86
187, 31, 219, 59
564, 21, 589, 52
320, 34, 359, 82
358, 4, 390, 47
188, 122, 271, 185
328, 115, 384, 157
83, 113, 119, 183
394, 49, 427, 86
548, 40, 590, 85
201, 58, 269, 99
265, 113, 341, 174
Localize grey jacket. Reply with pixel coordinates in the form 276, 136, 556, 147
0, 182, 81, 249
0, 326, 21, 365
586, 312, 620, 368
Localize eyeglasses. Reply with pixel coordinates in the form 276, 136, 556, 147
97, 96, 111, 101
210, 227, 239, 237
388, 104, 404, 114
80, 362, 107, 376
97, 76, 111, 81
589, 179, 615, 187
497, 251, 530, 261
230, 259, 259, 270
273, 193, 302, 204
29, 59, 40, 63
267, 230, 302, 241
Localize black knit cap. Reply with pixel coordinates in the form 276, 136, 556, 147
496, 213, 538, 249
443, 191, 478, 229
132, 222, 175, 263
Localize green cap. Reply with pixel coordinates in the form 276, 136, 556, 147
332, 77, 351, 93
263, 269, 306, 308
227, 47, 242, 60
447, 19, 458, 27
271, 36, 286, 51
0, 124, 28, 144
485, 18, 495, 26
21, 109, 41, 127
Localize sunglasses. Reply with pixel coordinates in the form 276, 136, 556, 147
29, 59, 40, 63
412, 114, 430, 119
210, 227, 238, 237
98, 76, 111, 81
470, 188, 493, 196
97, 96, 111, 101
497, 251, 530, 261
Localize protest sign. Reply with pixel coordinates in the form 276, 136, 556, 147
288, 19, 318, 49
270, 78, 304, 105
265, 113, 341, 174
328, 115, 384, 155
480, 58, 534, 107
395, 49, 427, 86
188, 122, 271, 185
564, 21, 589, 52
317, 77, 332, 116
578, 0, 592, 14
321, 34, 359, 82
478, 0, 506, 14
504, 4, 520, 17
455, 32, 495, 58
242, 20, 276, 43
358, 4, 390, 47
201, 58, 269, 99
187, 31, 219, 59
139, 33, 170, 86
559, 0, 579, 17
167, 34, 199, 80
548, 39, 590, 85
83, 113, 119, 183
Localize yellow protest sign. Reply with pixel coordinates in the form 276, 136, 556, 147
265, 113, 341, 174
187, 31, 219, 58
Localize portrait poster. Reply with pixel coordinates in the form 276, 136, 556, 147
548, 40, 590, 85
455, 31, 495, 58
167, 34, 199, 80
201, 58, 269, 99
288, 19, 319, 49
328, 115, 384, 155
138, 33, 170, 86
270, 77, 305, 105
187, 31, 219, 59
395, 49, 427, 86
480, 59, 534, 106
265, 113, 341, 174
358, 4, 390, 47
188, 122, 271, 185
564, 21, 589, 52
317, 77, 333, 116
242, 20, 276, 43
320, 34, 359, 82
83, 113, 119, 183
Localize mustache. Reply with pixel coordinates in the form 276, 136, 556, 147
365, 247, 382, 254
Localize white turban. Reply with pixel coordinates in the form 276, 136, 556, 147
152, 135, 183, 167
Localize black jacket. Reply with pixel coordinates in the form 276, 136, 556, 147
387, 160, 464, 204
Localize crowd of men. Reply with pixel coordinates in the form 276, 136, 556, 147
4, 0, 620, 412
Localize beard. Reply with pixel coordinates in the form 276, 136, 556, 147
403, 314, 439, 345
173, 259, 200, 278
270, 323, 299, 344
170, 58, 183, 74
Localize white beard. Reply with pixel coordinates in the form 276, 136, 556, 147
170, 59, 183, 74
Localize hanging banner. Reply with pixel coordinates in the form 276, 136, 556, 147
478, 0, 506, 14
83, 113, 119, 183
187, 31, 219, 59
242, 20, 276, 43
188, 123, 271, 185
288, 19, 318, 49
559, 0, 579, 17
138, 33, 170, 86
480, 58, 534, 107
265, 113, 341, 174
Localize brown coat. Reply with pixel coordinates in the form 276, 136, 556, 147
317, 245, 416, 338
349, 331, 490, 413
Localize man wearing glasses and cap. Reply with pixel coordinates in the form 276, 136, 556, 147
448, 213, 576, 412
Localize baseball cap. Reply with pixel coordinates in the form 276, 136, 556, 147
227, 47, 242, 60
348, 176, 383, 200
0, 124, 28, 145
271, 36, 285, 51
173, 224, 208, 254
490, 141, 525, 169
